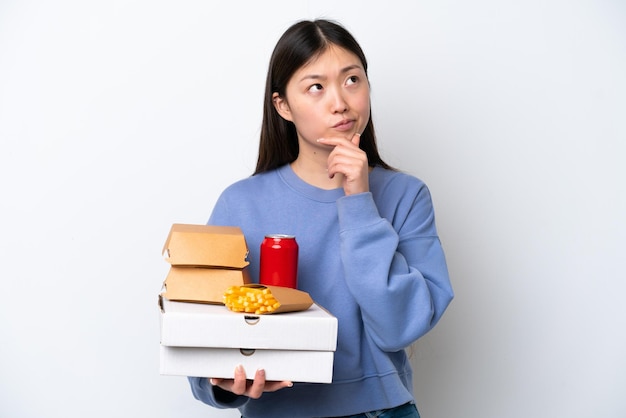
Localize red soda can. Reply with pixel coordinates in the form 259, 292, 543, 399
259, 234, 299, 288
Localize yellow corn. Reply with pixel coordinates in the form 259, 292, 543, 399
224, 285, 281, 314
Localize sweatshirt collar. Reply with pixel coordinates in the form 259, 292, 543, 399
277, 164, 346, 203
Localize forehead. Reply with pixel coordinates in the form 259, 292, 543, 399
296, 44, 363, 75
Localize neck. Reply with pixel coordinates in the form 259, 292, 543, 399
290, 147, 344, 190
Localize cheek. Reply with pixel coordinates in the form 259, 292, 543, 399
293, 102, 324, 123
289, 107, 323, 137
355, 95, 371, 118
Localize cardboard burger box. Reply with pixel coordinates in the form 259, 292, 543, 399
161, 224, 251, 304
159, 293, 338, 383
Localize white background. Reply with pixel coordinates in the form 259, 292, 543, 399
1, 1, 624, 417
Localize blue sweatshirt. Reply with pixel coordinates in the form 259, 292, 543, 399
188, 164, 453, 418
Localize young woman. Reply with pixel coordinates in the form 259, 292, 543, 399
188, 19, 454, 418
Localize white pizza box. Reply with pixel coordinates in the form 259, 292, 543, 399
159, 296, 337, 351
160, 345, 334, 383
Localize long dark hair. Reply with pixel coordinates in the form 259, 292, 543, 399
254, 19, 393, 175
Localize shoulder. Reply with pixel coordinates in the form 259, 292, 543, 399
219, 170, 279, 196
209, 170, 281, 224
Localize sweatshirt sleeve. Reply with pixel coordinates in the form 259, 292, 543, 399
337, 179, 453, 352
188, 377, 249, 408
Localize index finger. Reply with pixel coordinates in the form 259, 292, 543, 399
317, 134, 360, 148
228, 364, 249, 395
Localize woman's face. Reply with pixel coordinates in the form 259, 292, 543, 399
273, 45, 370, 146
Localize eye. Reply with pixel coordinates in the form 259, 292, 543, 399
308, 83, 323, 93
346, 75, 359, 86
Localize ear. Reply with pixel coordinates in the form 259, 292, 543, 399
272, 92, 293, 122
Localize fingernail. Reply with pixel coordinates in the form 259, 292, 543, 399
209, 378, 216, 385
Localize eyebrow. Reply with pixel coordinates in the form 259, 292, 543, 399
298, 64, 363, 82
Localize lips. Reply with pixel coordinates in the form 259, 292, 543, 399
332, 119, 355, 131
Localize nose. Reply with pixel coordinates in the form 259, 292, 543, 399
329, 87, 348, 113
